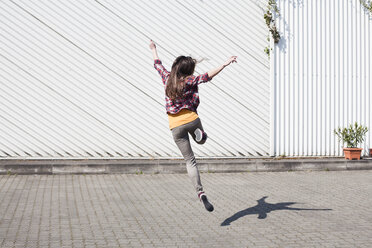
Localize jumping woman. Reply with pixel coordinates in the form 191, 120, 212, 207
150, 40, 237, 212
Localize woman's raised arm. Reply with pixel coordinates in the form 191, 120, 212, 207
207, 56, 237, 79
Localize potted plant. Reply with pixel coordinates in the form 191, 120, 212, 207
334, 122, 369, 160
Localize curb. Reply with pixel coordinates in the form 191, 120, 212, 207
0, 157, 372, 174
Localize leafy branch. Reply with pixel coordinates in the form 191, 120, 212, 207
360, 0, 372, 15
264, 0, 281, 58
264, 0, 281, 43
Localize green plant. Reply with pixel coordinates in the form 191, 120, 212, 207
360, 0, 372, 15
264, 0, 281, 43
264, 0, 281, 58
264, 46, 270, 57
334, 122, 369, 148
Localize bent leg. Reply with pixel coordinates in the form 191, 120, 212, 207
189, 118, 208, 145
172, 126, 203, 193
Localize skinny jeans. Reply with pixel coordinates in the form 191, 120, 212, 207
171, 118, 206, 193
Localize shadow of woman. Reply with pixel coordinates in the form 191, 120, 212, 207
221, 196, 332, 226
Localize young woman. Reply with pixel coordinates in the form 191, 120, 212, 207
150, 40, 237, 212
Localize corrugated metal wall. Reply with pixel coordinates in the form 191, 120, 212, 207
0, 0, 270, 158
271, 0, 372, 156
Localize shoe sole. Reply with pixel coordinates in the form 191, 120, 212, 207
195, 129, 207, 143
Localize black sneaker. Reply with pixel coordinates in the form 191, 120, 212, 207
198, 192, 214, 212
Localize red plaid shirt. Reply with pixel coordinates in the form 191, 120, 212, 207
154, 59, 211, 114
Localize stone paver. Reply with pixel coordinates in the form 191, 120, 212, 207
0, 171, 372, 247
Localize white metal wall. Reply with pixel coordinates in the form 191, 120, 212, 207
0, 0, 270, 158
271, 0, 372, 156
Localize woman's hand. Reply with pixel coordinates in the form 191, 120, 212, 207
150, 40, 159, 60
149, 40, 157, 50
223, 56, 238, 67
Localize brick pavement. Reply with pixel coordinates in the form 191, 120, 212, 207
0, 171, 372, 247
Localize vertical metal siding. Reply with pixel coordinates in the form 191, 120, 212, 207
0, 0, 270, 158
272, 0, 372, 156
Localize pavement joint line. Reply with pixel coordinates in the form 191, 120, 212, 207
0, 157, 371, 174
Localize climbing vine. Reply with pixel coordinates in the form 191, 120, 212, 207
360, 0, 372, 15
264, 0, 280, 58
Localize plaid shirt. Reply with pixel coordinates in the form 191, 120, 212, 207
154, 59, 211, 114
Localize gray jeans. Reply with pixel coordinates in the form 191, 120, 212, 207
171, 118, 206, 194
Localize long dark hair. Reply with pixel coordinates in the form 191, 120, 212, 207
166, 56, 196, 101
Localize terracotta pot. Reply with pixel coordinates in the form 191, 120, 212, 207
343, 148, 363, 160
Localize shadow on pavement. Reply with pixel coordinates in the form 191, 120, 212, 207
221, 196, 332, 226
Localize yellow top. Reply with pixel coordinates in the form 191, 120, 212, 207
168, 109, 199, 130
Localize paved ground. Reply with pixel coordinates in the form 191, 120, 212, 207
0, 171, 372, 248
